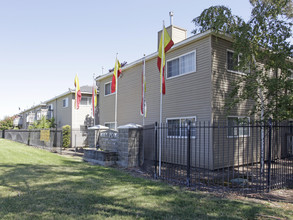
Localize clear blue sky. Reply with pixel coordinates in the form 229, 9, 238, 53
0, 0, 253, 120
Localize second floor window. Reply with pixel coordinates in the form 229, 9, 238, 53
167, 51, 196, 78
80, 97, 91, 105
105, 82, 114, 96
227, 50, 250, 74
62, 98, 68, 108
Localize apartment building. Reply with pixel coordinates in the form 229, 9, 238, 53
96, 24, 257, 169
18, 85, 97, 147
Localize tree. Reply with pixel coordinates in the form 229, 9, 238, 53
28, 116, 54, 129
0, 116, 15, 130
192, 0, 293, 121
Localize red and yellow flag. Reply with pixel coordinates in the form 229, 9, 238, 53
111, 59, 122, 93
157, 26, 174, 95
74, 74, 82, 109
140, 58, 147, 117
92, 86, 97, 117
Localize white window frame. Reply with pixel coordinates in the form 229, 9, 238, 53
104, 122, 116, 130
226, 49, 250, 75
166, 50, 196, 80
166, 116, 197, 138
62, 97, 68, 108
227, 116, 250, 138
80, 97, 91, 106
36, 111, 41, 120
104, 81, 115, 96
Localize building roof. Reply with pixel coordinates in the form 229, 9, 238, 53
96, 29, 216, 81
95, 29, 234, 82
19, 85, 96, 114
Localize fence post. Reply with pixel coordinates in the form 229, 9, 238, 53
267, 118, 272, 192
154, 122, 158, 179
186, 120, 191, 187
27, 130, 31, 146
2, 130, 5, 138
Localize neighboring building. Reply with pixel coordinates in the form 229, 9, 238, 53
19, 85, 98, 147
96, 25, 258, 169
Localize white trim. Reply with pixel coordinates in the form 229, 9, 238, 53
166, 116, 197, 138
166, 50, 197, 80
227, 116, 250, 138
104, 81, 115, 96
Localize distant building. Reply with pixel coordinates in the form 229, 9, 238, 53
18, 85, 98, 147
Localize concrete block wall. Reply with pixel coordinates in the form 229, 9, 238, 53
86, 127, 142, 168
116, 128, 142, 168
98, 130, 119, 152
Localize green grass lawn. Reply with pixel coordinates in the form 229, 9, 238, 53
0, 139, 292, 220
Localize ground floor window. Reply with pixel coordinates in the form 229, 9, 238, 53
166, 116, 196, 138
227, 116, 250, 137
104, 122, 115, 130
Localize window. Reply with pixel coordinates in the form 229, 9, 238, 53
167, 51, 196, 78
105, 122, 115, 130
227, 50, 250, 74
47, 104, 53, 119
80, 97, 91, 105
227, 116, 250, 137
105, 82, 114, 96
37, 111, 41, 120
288, 69, 293, 79
62, 98, 68, 108
167, 117, 196, 137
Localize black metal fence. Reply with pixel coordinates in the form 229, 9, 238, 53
141, 121, 293, 193
2, 129, 63, 153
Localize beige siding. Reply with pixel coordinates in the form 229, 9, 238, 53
98, 78, 116, 126
71, 93, 93, 147
211, 36, 257, 169
164, 36, 212, 123
47, 94, 72, 129
211, 36, 255, 121
157, 25, 187, 48
98, 34, 214, 169
98, 35, 213, 127
71, 93, 93, 129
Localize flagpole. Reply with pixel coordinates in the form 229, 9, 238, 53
143, 54, 146, 127
114, 53, 118, 130
93, 73, 95, 125
159, 21, 165, 177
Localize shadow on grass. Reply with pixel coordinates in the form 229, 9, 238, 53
0, 161, 287, 220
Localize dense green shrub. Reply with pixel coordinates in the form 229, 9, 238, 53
0, 116, 15, 130
62, 125, 71, 148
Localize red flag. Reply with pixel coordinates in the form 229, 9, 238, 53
157, 26, 174, 95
